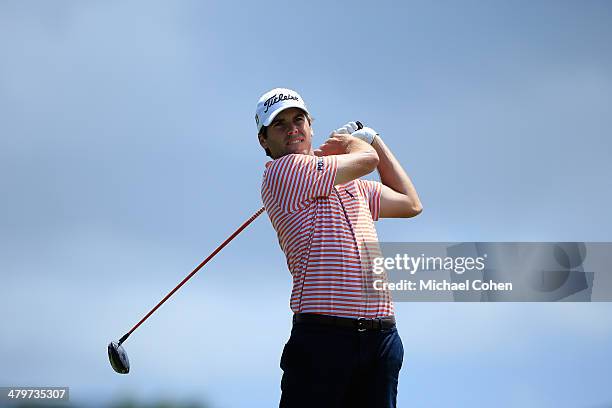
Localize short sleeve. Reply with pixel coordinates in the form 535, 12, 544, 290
356, 179, 383, 221
262, 154, 338, 213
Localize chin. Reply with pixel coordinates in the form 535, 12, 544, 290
289, 143, 311, 155
291, 149, 310, 156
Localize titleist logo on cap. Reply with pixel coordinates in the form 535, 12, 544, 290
264, 93, 299, 113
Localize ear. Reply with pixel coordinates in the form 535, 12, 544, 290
258, 132, 268, 150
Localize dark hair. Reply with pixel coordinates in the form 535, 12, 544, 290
258, 126, 272, 157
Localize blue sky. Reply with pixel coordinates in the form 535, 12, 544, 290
1, 1, 611, 407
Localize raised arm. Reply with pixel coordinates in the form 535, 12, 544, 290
371, 135, 422, 218
337, 122, 421, 218
314, 133, 379, 185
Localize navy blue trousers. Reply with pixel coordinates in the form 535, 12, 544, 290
279, 319, 404, 408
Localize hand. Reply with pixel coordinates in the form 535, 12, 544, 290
334, 121, 377, 144
334, 121, 362, 135
314, 132, 359, 157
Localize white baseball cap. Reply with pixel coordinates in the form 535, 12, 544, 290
255, 88, 310, 132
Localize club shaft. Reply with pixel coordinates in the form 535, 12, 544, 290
119, 207, 265, 345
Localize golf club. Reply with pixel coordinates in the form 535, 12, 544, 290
108, 206, 265, 374
108, 120, 365, 374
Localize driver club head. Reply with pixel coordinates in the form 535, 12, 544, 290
108, 341, 130, 374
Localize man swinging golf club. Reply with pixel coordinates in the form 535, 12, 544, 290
256, 88, 422, 407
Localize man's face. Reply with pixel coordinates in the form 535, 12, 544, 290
258, 107, 313, 159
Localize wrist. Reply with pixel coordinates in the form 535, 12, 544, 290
352, 126, 378, 145
347, 137, 376, 154
371, 134, 381, 147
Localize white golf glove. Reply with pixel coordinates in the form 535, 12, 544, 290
335, 121, 361, 135
335, 121, 378, 144
352, 127, 378, 144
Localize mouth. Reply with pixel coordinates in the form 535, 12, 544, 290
286, 137, 305, 146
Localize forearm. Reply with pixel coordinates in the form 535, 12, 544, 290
372, 136, 422, 210
347, 136, 378, 155
334, 137, 379, 185
316, 133, 380, 185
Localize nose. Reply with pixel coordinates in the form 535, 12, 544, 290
287, 128, 299, 136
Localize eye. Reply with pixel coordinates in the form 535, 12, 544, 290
295, 116, 305, 123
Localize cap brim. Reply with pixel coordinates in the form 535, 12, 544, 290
262, 103, 309, 128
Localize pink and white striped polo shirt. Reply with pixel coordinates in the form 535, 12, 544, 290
261, 153, 394, 318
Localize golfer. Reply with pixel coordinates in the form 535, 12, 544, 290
256, 88, 422, 407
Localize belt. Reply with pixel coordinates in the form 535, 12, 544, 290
293, 313, 396, 332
